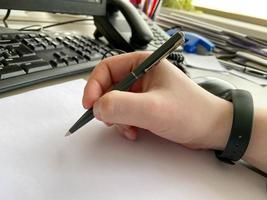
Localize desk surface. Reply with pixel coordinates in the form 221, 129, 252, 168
0, 11, 266, 182
1, 79, 266, 200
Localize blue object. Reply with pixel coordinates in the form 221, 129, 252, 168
166, 27, 180, 37
166, 28, 214, 54
183, 32, 214, 54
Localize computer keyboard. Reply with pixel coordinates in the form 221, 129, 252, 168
0, 30, 114, 93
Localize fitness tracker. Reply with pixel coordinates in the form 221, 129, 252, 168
215, 89, 254, 164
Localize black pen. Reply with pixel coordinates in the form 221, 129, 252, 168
66, 31, 185, 136
219, 59, 267, 79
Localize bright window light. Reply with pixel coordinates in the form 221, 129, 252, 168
193, 0, 267, 20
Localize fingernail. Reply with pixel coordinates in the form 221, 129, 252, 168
124, 130, 136, 141
93, 101, 101, 120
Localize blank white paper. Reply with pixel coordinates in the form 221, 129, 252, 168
0, 80, 266, 200
183, 53, 227, 72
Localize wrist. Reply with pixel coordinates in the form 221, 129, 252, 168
203, 98, 233, 150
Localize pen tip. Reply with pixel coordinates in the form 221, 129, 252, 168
65, 131, 72, 137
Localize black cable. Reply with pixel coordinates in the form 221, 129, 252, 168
19, 25, 43, 31
18, 18, 93, 31
42, 18, 92, 30
167, 52, 184, 63
3, 9, 11, 28
167, 52, 189, 76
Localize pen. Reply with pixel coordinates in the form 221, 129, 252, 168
219, 59, 267, 79
66, 31, 185, 136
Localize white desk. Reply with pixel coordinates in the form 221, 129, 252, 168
0, 12, 266, 199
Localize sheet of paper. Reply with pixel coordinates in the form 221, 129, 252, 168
0, 80, 266, 200
183, 53, 227, 72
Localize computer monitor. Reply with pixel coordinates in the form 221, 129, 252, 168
0, 0, 106, 16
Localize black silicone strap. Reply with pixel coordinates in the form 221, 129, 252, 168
215, 89, 254, 164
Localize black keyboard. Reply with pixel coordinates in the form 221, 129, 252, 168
0, 30, 114, 93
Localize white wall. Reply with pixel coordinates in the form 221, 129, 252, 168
193, 0, 267, 20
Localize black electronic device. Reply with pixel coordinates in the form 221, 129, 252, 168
0, 0, 106, 16
94, 0, 170, 52
0, 31, 115, 93
0, 0, 111, 93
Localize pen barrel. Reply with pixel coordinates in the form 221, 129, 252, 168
112, 73, 139, 91
69, 108, 94, 133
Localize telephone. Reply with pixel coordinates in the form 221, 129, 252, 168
93, 0, 169, 52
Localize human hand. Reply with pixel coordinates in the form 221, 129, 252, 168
82, 52, 233, 150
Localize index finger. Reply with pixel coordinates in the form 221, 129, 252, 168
82, 51, 149, 109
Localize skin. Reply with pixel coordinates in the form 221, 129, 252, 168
82, 52, 267, 173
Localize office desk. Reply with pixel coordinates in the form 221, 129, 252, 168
0, 12, 266, 192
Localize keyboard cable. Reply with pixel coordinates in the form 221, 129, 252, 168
18, 18, 94, 31
3, 9, 11, 28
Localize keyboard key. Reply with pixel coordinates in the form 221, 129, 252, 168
50, 60, 67, 68
53, 52, 61, 59
61, 57, 77, 66
3, 55, 43, 66
1, 34, 12, 40
5, 46, 20, 58
72, 56, 87, 64
15, 34, 27, 40
51, 41, 64, 48
29, 44, 45, 51
63, 40, 71, 46
0, 65, 26, 79
1, 51, 12, 59
34, 37, 43, 43
22, 38, 36, 45
43, 44, 55, 50
29, 33, 38, 38
0, 39, 20, 47
59, 51, 67, 58
85, 52, 103, 61
39, 33, 47, 38
21, 61, 52, 73
15, 45, 36, 57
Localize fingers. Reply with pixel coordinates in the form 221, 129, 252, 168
101, 121, 137, 141
83, 52, 150, 109
114, 124, 137, 141
92, 90, 159, 130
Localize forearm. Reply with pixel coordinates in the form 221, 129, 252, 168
243, 107, 267, 173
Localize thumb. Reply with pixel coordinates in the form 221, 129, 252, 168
93, 90, 159, 130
